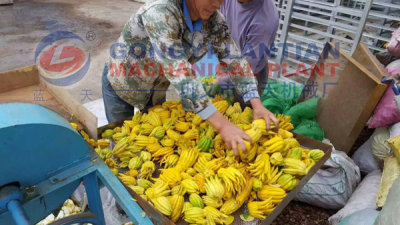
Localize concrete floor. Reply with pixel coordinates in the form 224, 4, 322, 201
0, 0, 144, 103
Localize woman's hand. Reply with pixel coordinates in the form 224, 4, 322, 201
207, 111, 251, 156
250, 98, 279, 131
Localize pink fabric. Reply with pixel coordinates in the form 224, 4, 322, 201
388, 28, 400, 57
386, 67, 400, 74
369, 86, 400, 128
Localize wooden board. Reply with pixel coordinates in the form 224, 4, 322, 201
0, 84, 74, 121
0, 66, 39, 93
300, 43, 387, 152
352, 44, 386, 80
0, 65, 98, 138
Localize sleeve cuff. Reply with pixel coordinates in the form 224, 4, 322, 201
242, 90, 260, 103
197, 104, 218, 120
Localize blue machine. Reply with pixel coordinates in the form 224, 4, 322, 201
0, 103, 154, 225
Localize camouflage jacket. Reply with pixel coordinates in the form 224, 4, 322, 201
106, 0, 259, 119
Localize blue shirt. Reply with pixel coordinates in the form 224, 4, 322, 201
183, 0, 218, 119
183, 0, 203, 32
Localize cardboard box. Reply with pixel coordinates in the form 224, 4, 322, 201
300, 43, 387, 153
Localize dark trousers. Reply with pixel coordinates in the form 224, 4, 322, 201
217, 64, 268, 107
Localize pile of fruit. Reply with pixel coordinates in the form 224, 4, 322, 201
93, 99, 324, 223
37, 199, 82, 225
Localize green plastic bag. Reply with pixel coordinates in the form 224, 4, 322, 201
261, 81, 304, 101
262, 98, 292, 114
292, 119, 324, 141
284, 97, 320, 126
260, 81, 325, 141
